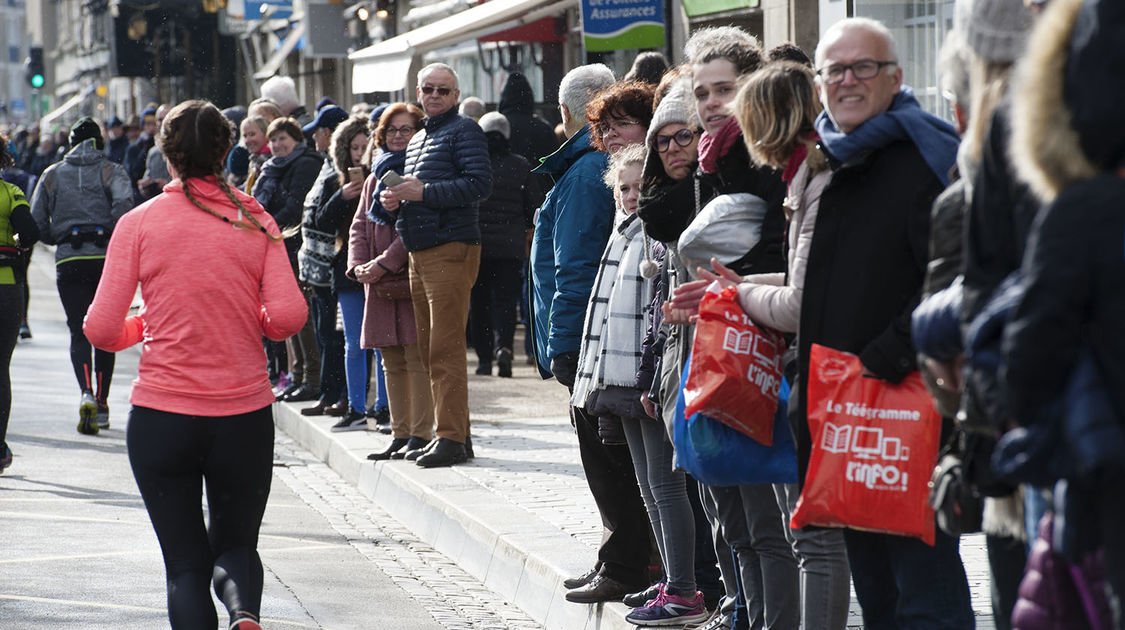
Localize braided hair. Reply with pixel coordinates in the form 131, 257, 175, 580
159, 100, 283, 241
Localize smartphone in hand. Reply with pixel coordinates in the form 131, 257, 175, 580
348, 166, 364, 184
380, 170, 405, 187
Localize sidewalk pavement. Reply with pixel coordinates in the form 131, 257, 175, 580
275, 346, 999, 630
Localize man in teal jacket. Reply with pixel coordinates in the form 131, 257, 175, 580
530, 64, 652, 604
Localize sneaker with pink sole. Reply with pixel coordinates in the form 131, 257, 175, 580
625, 587, 708, 627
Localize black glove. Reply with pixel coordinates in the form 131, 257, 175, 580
550, 351, 580, 389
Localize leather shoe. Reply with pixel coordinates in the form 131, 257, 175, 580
565, 574, 646, 604
393, 436, 431, 460
563, 566, 600, 590
416, 438, 467, 468
300, 401, 331, 416
282, 384, 319, 403
465, 433, 474, 460
325, 401, 348, 417
367, 437, 410, 461
404, 439, 436, 461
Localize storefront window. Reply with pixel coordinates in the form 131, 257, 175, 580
852, 0, 956, 122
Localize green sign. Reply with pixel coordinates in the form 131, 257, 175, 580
581, 0, 666, 52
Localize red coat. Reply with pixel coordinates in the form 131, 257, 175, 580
347, 174, 417, 349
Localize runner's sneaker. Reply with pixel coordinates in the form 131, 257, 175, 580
0, 442, 12, 473
78, 391, 99, 435
95, 403, 110, 430
625, 588, 707, 627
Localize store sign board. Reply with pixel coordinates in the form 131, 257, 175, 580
581, 0, 665, 52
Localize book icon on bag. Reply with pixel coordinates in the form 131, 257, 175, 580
821, 423, 852, 453
723, 327, 752, 355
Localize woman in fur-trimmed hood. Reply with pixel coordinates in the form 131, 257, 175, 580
1003, 0, 1125, 624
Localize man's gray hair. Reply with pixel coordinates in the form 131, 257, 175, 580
938, 31, 972, 113
558, 64, 615, 124
459, 96, 486, 120
418, 62, 460, 88
260, 76, 300, 113
815, 18, 899, 68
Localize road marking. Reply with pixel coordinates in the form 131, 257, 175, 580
0, 594, 324, 628
0, 510, 149, 526
0, 550, 145, 565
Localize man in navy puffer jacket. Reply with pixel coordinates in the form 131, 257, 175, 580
381, 62, 493, 468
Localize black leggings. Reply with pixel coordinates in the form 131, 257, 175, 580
0, 283, 22, 444
127, 405, 274, 629
56, 259, 115, 398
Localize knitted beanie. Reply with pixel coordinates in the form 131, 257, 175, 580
645, 77, 696, 147
964, 0, 1033, 63
642, 77, 697, 183
478, 111, 510, 139
69, 117, 104, 151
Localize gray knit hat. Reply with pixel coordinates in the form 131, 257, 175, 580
478, 111, 510, 139
645, 77, 696, 147
963, 0, 1033, 63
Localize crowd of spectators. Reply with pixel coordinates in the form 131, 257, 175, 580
5, 0, 1125, 628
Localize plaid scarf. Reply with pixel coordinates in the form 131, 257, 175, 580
571, 213, 654, 409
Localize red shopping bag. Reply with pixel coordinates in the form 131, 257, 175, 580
790, 344, 941, 545
683, 286, 784, 446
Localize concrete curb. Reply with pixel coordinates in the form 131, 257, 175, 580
274, 402, 639, 630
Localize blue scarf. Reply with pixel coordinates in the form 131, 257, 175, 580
815, 87, 960, 186
366, 149, 406, 225
253, 142, 309, 208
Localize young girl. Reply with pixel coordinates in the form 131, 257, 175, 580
572, 143, 707, 627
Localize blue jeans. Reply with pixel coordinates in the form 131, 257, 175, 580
337, 290, 368, 413
844, 526, 974, 630
621, 416, 696, 594
311, 285, 344, 404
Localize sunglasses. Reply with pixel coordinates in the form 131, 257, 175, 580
654, 128, 698, 152
420, 85, 453, 96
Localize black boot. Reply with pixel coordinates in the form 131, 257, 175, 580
367, 438, 410, 461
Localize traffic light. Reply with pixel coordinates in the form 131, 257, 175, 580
24, 47, 45, 90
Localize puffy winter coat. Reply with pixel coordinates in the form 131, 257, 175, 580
396, 108, 492, 252
30, 139, 134, 264
478, 140, 540, 260
529, 125, 614, 375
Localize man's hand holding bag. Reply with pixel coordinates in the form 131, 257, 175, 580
791, 344, 942, 545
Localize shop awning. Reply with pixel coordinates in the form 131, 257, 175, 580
350, 0, 574, 93
40, 84, 97, 128
253, 21, 306, 81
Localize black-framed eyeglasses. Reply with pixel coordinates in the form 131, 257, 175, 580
654, 128, 698, 153
420, 85, 453, 96
386, 126, 416, 137
816, 59, 897, 85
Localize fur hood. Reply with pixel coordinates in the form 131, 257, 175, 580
330, 116, 370, 178
1010, 0, 1096, 202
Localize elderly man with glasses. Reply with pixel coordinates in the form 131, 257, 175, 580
380, 62, 493, 468
791, 16, 973, 629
